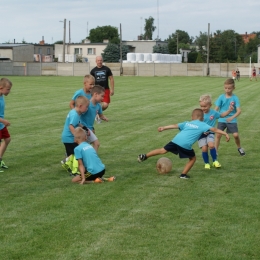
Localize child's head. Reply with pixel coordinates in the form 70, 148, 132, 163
83, 75, 95, 92
0, 78, 12, 96
74, 127, 87, 144
91, 85, 105, 102
224, 78, 235, 95
192, 108, 204, 121
75, 96, 89, 114
199, 94, 212, 113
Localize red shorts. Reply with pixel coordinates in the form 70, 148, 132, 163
102, 89, 110, 104
0, 127, 10, 139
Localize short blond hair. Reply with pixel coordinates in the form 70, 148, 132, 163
75, 96, 89, 107
0, 78, 12, 88
199, 94, 212, 104
74, 127, 87, 141
84, 74, 95, 83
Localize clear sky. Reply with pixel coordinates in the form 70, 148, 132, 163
1, 0, 260, 44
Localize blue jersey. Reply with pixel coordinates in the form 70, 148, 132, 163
0, 95, 5, 130
172, 120, 211, 150
80, 101, 102, 130
72, 89, 92, 102
203, 109, 221, 135
215, 94, 240, 123
61, 109, 80, 143
74, 142, 105, 174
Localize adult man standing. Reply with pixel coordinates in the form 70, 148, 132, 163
90, 56, 114, 111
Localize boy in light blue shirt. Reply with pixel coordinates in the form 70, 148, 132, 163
138, 109, 230, 179
198, 94, 233, 169
71, 127, 115, 184
214, 78, 245, 156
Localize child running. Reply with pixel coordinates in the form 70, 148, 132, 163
214, 78, 245, 156
138, 109, 230, 179
199, 94, 233, 169
71, 127, 115, 184
0, 78, 12, 172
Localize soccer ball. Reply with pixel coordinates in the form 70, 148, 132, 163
156, 157, 172, 174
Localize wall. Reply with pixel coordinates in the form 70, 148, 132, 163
1, 61, 259, 77
0, 49, 13, 60
13, 45, 34, 62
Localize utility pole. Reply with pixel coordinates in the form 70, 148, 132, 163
120, 23, 123, 76
176, 32, 178, 54
62, 19, 66, 63
207, 23, 210, 76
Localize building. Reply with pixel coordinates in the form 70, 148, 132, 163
0, 44, 34, 62
240, 32, 256, 44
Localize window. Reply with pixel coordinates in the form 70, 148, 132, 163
87, 48, 96, 55
47, 48, 50, 55
38, 48, 42, 54
74, 48, 82, 55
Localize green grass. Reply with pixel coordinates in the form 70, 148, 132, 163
0, 76, 260, 260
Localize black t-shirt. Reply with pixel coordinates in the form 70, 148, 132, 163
90, 65, 113, 89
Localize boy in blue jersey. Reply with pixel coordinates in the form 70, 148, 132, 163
0, 78, 12, 172
199, 94, 233, 169
214, 78, 245, 156
71, 127, 115, 184
138, 109, 230, 179
80, 85, 108, 134
61, 96, 89, 158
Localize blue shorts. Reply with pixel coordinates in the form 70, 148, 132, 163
164, 142, 195, 158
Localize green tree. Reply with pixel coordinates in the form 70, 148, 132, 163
88, 26, 119, 44
188, 49, 198, 63
143, 16, 156, 40
153, 44, 169, 54
166, 30, 192, 54
102, 43, 129, 62
196, 52, 203, 63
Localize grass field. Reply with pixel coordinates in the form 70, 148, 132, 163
0, 75, 260, 260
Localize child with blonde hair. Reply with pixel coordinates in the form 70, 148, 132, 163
199, 94, 233, 169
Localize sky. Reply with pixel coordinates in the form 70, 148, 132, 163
1, 0, 260, 44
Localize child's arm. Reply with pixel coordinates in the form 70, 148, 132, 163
210, 127, 230, 142
99, 114, 108, 122
69, 100, 75, 109
69, 124, 76, 136
214, 106, 220, 112
78, 159, 86, 185
220, 105, 234, 118
226, 107, 241, 123
158, 124, 179, 132
0, 118, 10, 126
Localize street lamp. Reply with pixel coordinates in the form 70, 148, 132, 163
59, 19, 66, 62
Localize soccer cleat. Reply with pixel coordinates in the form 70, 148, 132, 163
179, 174, 190, 179
212, 161, 221, 168
137, 154, 147, 162
94, 177, 104, 183
204, 163, 211, 169
103, 176, 116, 182
0, 160, 8, 169
238, 148, 245, 156
61, 161, 72, 174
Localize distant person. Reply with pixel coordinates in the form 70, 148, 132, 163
199, 94, 233, 169
214, 78, 245, 156
232, 70, 236, 80
90, 56, 114, 111
137, 109, 230, 179
250, 66, 257, 81
0, 78, 12, 172
71, 127, 115, 184
235, 68, 240, 81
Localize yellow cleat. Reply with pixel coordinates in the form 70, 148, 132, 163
205, 163, 210, 169
212, 161, 221, 168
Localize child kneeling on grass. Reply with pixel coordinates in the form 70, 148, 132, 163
137, 109, 230, 179
71, 127, 115, 184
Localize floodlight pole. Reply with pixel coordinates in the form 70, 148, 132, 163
176, 32, 178, 54
120, 23, 123, 76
